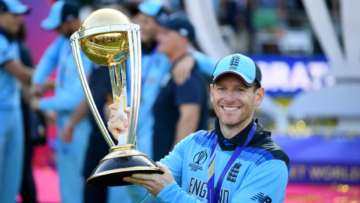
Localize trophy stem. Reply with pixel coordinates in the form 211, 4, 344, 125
109, 62, 127, 105
109, 62, 129, 145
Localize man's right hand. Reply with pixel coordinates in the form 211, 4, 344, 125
107, 102, 130, 140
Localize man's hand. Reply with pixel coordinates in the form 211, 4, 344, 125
172, 55, 195, 85
30, 97, 40, 111
107, 102, 130, 140
61, 122, 74, 143
123, 162, 174, 196
30, 84, 45, 97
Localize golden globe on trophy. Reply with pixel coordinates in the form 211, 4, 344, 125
70, 8, 162, 186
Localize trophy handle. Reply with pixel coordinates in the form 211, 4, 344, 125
127, 26, 142, 145
71, 33, 115, 147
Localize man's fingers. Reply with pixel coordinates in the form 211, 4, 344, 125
131, 173, 158, 181
156, 162, 170, 173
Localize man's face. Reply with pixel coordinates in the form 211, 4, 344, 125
133, 13, 159, 43
156, 27, 182, 55
0, 13, 23, 36
210, 73, 264, 128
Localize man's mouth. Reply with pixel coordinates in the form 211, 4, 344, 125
221, 106, 240, 112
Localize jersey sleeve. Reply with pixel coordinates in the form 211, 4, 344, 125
0, 36, 17, 66
158, 133, 207, 203
231, 159, 289, 203
160, 133, 193, 183
32, 36, 64, 84
38, 49, 93, 111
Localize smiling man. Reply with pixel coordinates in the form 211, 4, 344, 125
108, 53, 289, 203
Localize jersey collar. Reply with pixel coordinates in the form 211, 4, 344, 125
215, 119, 255, 151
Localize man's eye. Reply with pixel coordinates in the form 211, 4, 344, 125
236, 88, 246, 92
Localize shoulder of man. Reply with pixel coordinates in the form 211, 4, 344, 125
0, 33, 16, 66
250, 122, 290, 169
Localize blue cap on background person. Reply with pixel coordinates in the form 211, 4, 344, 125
41, 1, 79, 30
212, 53, 262, 87
0, 0, 29, 15
158, 12, 196, 44
138, 0, 164, 17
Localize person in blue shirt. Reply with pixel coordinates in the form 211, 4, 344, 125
30, 1, 92, 203
0, 0, 32, 202
109, 53, 289, 203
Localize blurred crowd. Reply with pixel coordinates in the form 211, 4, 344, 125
73, 0, 342, 56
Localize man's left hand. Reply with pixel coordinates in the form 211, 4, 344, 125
123, 162, 174, 196
172, 55, 194, 85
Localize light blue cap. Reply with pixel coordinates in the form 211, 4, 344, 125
212, 53, 261, 86
41, 1, 65, 30
1, 0, 29, 15
139, 0, 163, 17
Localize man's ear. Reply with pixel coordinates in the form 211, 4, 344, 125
209, 84, 214, 103
255, 87, 265, 107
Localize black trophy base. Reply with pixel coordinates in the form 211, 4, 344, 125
87, 146, 162, 186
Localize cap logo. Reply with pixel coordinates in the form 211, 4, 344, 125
229, 55, 240, 70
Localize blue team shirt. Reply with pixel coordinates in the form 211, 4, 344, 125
32, 36, 92, 112
158, 121, 289, 203
0, 32, 21, 109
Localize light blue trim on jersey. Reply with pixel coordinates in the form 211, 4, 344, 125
0, 34, 21, 109
158, 131, 288, 203
32, 35, 92, 112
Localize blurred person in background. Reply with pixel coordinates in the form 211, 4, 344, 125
62, 64, 113, 203
152, 13, 209, 161
16, 21, 41, 203
0, 0, 33, 202
109, 53, 290, 203
30, 1, 92, 203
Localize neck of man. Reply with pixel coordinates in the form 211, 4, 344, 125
220, 115, 254, 139
168, 45, 188, 63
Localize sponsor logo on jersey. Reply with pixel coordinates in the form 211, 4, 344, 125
189, 150, 208, 171
251, 192, 272, 203
227, 162, 241, 183
188, 177, 229, 203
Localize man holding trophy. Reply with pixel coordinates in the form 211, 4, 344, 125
70, 2, 288, 203
108, 52, 290, 202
